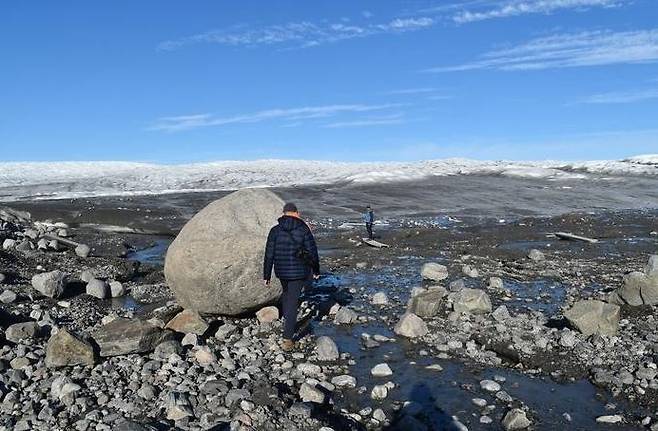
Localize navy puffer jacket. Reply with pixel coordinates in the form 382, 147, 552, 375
263, 216, 320, 281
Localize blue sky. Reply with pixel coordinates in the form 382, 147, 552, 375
1, 0, 657, 162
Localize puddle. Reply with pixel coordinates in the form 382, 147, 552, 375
126, 239, 172, 265
501, 279, 567, 316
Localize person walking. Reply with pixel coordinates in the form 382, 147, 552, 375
263, 202, 320, 352
363, 205, 375, 239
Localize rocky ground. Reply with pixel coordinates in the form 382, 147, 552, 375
0, 197, 657, 431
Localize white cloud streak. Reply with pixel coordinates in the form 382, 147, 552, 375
322, 113, 406, 128
453, 0, 626, 23
150, 104, 403, 132
385, 87, 438, 95
158, 17, 434, 51
426, 28, 658, 72
576, 88, 658, 104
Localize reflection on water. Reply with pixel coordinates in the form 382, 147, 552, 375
126, 239, 172, 265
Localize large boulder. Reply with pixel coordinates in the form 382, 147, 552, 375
564, 300, 620, 336
407, 287, 446, 318
93, 318, 166, 357
451, 288, 492, 314
610, 256, 658, 306
45, 329, 96, 367
164, 189, 284, 315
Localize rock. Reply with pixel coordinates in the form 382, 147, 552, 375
165, 309, 209, 335
299, 383, 325, 404
407, 288, 445, 317
31, 270, 69, 298
331, 375, 356, 388
371, 292, 389, 305
393, 313, 428, 338
462, 265, 479, 278
45, 328, 96, 367
109, 281, 126, 297
371, 384, 388, 400
195, 346, 217, 365
316, 336, 340, 361
371, 363, 393, 377
528, 249, 545, 261
646, 255, 658, 278
618, 272, 648, 306
37, 238, 48, 250
449, 279, 466, 292
452, 288, 492, 314
0, 290, 17, 303
15, 240, 34, 252
2, 239, 16, 250
164, 189, 284, 315
502, 409, 531, 430
480, 380, 501, 392
492, 305, 511, 322
94, 318, 165, 356
334, 307, 358, 324
154, 340, 183, 359
596, 415, 623, 424
373, 408, 387, 422
489, 277, 504, 289
86, 278, 109, 299
564, 300, 620, 336
6, 321, 39, 343
75, 244, 91, 258
0, 273, 5, 284
421, 262, 449, 282
215, 323, 237, 340
166, 392, 193, 420
256, 306, 279, 323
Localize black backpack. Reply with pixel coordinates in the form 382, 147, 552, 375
281, 227, 315, 268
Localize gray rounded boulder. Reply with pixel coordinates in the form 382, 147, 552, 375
164, 188, 284, 315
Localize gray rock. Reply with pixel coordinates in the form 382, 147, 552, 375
334, 307, 358, 324
94, 318, 165, 356
0, 273, 5, 284
75, 244, 91, 258
449, 278, 466, 292
489, 277, 504, 289
316, 336, 340, 361
37, 238, 48, 250
371, 363, 393, 377
452, 288, 492, 314
407, 288, 445, 317
528, 249, 545, 262
164, 189, 284, 315
109, 281, 126, 297
86, 278, 109, 299
462, 265, 479, 278
154, 340, 183, 359
480, 380, 501, 392
618, 272, 648, 306
166, 391, 193, 420
165, 309, 209, 335
256, 305, 279, 323
646, 255, 658, 278
371, 384, 388, 400
2, 239, 16, 250
15, 240, 34, 252
393, 313, 428, 338
45, 328, 95, 367
492, 305, 511, 322
502, 409, 531, 430
299, 383, 325, 404
6, 321, 39, 343
0, 290, 16, 303
331, 375, 356, 388
371, 291, 389, 305
31, 270, 69, 298
564, 300, 620, 336
421, 263, 449, 282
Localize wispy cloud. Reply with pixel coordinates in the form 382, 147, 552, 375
158, 17, 434, 51
322, 113, 406, 128
426, 28, 658, 72
150, 103, 403, 132
453, 0, 626, 23
575, 88, 658, 104
385, 87, 437, 95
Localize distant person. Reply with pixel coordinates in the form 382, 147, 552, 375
363, 205, 375, 239
263, 202, 320, 352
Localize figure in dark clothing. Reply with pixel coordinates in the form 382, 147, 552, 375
363, 205, 375, 239
263, 202, 320, 351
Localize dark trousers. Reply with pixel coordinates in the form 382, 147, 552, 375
366, 223, 373, 239
280, 278, 305, 340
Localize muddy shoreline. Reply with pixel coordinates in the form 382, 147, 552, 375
1, 188, 657, 430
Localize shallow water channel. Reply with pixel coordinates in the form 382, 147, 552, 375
123, 238, 643, 430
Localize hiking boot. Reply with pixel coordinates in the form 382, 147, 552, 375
281, 339, 294, 352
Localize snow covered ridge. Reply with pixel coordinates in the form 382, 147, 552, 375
0, 156, 656, 201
